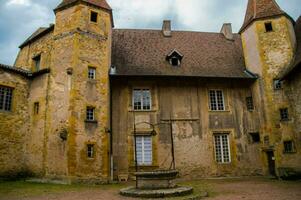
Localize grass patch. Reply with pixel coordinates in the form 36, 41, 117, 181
0, 180, 125, 199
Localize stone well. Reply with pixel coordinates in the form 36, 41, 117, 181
120, 170, 193, 198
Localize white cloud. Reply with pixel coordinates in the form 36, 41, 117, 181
6, 0, 31, 6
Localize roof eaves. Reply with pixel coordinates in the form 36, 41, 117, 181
19, 24, 54, 49
0, 63, 50, 79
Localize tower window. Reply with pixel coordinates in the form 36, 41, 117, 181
86, 107, 95, 121
246, 96, 254, 110
265, 22, 273, 32
88, 67, 96, 79
34, 102, 39, 115
0, 86, 13, 112
87, 144, 95, 158
280, 108, 289, 121
274, 80, 282, 90
90, 11, 98, 23
33, 55, 41, 71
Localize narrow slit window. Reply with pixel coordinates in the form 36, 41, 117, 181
246, 96, 254, 110
86, 107, 95, 121
214, 134, 231, 163
265, 22, 273, 32
0, 86, 13, 112
90, 11, 98, 23
209, 90, 225, 111
34, 102, 39, 115
274, 80, 282, 90
33, 55, 41, 71
87, 144, 95, 158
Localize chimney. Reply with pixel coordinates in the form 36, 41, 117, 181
162, 20, 172, 37
220, 23, 234, 40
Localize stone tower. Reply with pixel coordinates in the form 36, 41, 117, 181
44, 0, 113, 182
240, 0, 298, 175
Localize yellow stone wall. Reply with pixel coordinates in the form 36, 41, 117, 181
0, 70, 30, 177
241, 16, 300, 175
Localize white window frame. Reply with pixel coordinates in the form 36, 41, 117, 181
87, 144, 94, 158
88, 67, 96, 80
214, 134, 231, 164
132, 89, 152, 111
209, 90, 225, 111
134, 136, 153, 166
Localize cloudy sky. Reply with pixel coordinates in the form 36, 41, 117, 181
0, 0, 300, 65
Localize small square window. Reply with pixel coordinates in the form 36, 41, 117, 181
34, 102, 39, 115
249, 132, 260, 143
90, 11, 98, 23
33, 55, 41, 71
246, 96, 254, 110
283, 141, 295, 153
274, 80, 282, 90
87, 144, 95, 158
86, 107, 95, 121
88, 67, 96, 79
280, 108, 289, 121
265, 22, 273, 32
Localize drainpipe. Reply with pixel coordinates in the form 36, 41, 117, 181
109, 76, 113, 182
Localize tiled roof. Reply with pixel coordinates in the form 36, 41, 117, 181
111, 29, 256, 79
0, 63, 50, 79
239, 0, 291, 33
54, 0, 111, 12
19, 24, 54, 48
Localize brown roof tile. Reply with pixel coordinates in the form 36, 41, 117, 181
54, 0, 111, 12
111, 29, 255, 79
240, 0, 289, 33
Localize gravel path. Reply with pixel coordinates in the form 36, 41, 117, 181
4, 178, 301, 200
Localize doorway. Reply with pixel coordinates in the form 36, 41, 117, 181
266, 151, 276, 176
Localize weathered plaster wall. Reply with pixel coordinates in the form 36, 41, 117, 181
0, 70, 30, 177
112, 78, 262, 179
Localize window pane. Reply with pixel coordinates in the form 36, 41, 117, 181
216, 90, 224, 110
135, 136, 152, 165
86, 107, 95, 121
209, 90, 217, 110
133, 89, 151, 111
215, 134, 230, 163
88, 67, 96, 79
0, 86, 13, 111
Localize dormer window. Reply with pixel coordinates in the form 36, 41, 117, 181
166, 49, 183, 67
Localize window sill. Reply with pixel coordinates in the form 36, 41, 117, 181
280, 119, 290, 123
87, 79, 97, 83
209, 110, 230, 113
85, 120, 98, 124
283, 151, 296, 154
0, 110, 13, 114
129, 110, 157, 113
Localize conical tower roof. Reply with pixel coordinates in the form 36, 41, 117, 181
239, 0, 291, 33
54, 0, 112, 13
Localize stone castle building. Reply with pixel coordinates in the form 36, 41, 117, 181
0, 0, 300, 182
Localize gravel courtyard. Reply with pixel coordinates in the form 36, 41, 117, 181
1, 177, 301, 200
